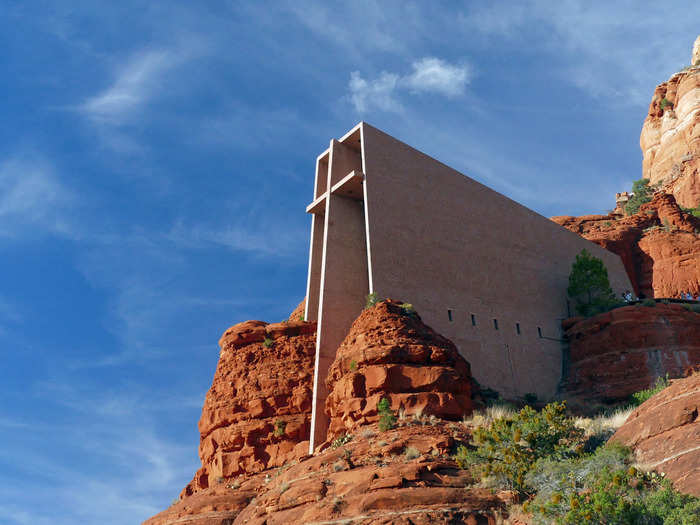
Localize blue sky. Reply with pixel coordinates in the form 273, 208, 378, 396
0, 2, 698, 523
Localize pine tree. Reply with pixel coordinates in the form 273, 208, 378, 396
567, 249, 618, 316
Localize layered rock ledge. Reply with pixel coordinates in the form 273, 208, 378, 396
560, 303, 700, 404
611, 371, 700, 497
552, 192, 700, 298
325, 300, 475, 440
182, 319, 317, 497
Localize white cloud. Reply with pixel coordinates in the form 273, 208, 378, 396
81, 50, 177, 124
403, 57, 471, 96
348, 57, 472, 113
349, 71, 402, 113
0, 156, 73, 238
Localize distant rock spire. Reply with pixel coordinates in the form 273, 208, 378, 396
693, 35, 700, 66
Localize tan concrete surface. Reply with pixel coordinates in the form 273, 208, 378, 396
305, 122, 634, 450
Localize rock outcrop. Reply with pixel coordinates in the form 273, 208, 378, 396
552, 192, 700, 298
611, 371, 700, 497
146, 419, 517, 525
325, 300, 474, 440
560, 304, 700, 404
181, 319, 317, 497
144, 303, 515, 525
640, 37, 700, 209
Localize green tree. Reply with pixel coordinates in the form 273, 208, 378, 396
567, 249, 618, 317
624, 178, 653, 215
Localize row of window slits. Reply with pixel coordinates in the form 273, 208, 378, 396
447, 309, 543, 338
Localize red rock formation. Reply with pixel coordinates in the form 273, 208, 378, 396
181, 319, 317, 497
324, 300, 475, 440
287, 298, 305, 321
144, 303, 516, 525
640, 39, 700, 209
560, 304, 700, 404
146, 419, 517, 525
611, 371, 700, 497
551, 192, 700, 298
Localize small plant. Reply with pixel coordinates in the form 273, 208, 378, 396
399, 302, 416, 316
523, 392, 538, 405
365, 292, 380, 309
331, 496, 344, 513
604, 221, 612, 227
216, 476, 225, 484
404, 446, 420, 460
642, 298, 657, 307
331, 433, 353, 448
377, 397, 397, 431
361, 428, 376, 439
349, 359, 357, 372
457, 402, 584, 492
298, 314, 304, 321
660, 97, 673, 111
263, 337, 274, 348
624, 178, 653, 216
274, 419, 286, 437
631, 374, 670, 406
332, 460, 344, 472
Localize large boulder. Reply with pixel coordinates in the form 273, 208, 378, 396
181, 318, 317, 497
324, 300, 475, 440
611, 372, 700, 497
561, 304, 700, 404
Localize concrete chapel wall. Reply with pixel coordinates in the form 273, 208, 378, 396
360, 123, 633, 400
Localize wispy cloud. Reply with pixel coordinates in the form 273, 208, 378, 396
81, 50, 178, 125
459, 2, 700, 105
348, 57, 472, 113
0, 155, 73, 238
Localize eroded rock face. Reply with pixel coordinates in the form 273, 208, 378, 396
551, 192, 700, 298
324, 300, 474, 440
560, 304, 700, 404
611, 372, 700, 497
146, 420, 515, 525
640, 50, 700, 209
181, 319, 317, 497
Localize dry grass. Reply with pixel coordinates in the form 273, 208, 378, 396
574, 406, 634, 438
462, 403, 518, 429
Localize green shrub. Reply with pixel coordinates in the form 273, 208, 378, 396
274, 420, 286, 437
526, 444, 700, 524
263, 337, 274, 348
459, 402, 584, 492
660, 97, 673, 111
523, 393, 538, 405
631, 375, 669, 406
567, 249, 620, 317
377, 397, 397, 431
349, 359, 357, 372
642, 298, 657, 307
365, 292, 380, 309
624, 178, 653, 216
399, 302, 416, 316
331, 433, 353, 448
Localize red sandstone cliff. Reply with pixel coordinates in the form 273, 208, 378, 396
611, 371, 700, 497
144, 303, 523, 525
640, 46, 700, 209
552, 192, 700, 298
181, 319, 317, 498
560, 303, 700, 404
